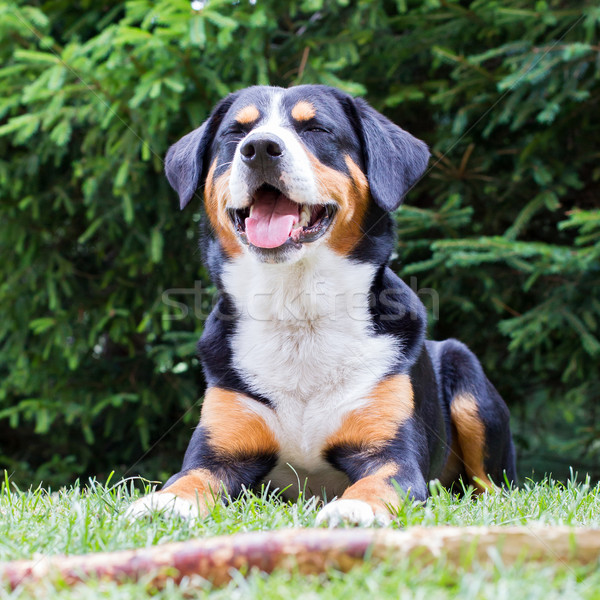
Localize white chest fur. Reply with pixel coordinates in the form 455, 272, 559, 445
222, 248, 399, 494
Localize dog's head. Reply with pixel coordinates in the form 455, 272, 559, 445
166, 85, 429, 264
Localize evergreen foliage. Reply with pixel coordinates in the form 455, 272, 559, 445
0, 0, 598, 485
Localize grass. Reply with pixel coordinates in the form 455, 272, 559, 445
1, 473, 599, 599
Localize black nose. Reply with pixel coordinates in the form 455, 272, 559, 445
240, 134, 285, 166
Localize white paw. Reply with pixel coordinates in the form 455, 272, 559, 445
125, 492, 199, 521
315, 499, 391, 528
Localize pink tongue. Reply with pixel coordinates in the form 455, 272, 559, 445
245, 190, 300, 249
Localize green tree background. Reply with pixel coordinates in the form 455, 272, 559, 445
1, 0, 598, 487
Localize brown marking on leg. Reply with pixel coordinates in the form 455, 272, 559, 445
325, 374, 414, 451
305, 152, 370, 255
201, 387, 279, 458
450, 393, 494, 492
162, 468, 222, 516
235, 104, 260, 125
157, 389, 278, 515
291, 100, 316, 122
204, 159, 241, 257
341, 463, 399, 517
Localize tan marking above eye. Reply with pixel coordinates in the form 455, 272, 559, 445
291, 100, 316, 122
235, 104, 260, 124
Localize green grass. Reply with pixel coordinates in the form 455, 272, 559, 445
1, 474, 599, 599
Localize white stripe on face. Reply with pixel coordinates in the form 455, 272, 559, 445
228, 91, 318, 209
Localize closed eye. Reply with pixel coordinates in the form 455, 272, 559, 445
303, 126, 329, 133
224, 126, 246, 136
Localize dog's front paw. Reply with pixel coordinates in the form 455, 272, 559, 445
125, 492, 199, 521
315, 499, 391, 527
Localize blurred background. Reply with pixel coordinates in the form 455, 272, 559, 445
0, 0, 598, 488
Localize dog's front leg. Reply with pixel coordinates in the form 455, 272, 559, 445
125, 467, 224, 520
316, 374, 428, 527
126, 387, 279, 520
315, 455, 427, 527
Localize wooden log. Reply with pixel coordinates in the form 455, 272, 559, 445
2, 526, 599, 590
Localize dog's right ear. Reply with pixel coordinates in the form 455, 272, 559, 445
340, 95, 429, 212
165, 92, 239, 210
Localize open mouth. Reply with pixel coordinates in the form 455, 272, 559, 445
227, 184, 336, 249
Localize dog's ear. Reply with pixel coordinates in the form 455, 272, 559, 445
165, 92, 239, 210
352, 97, 430, 212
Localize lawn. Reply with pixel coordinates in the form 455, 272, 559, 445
1, 474, 599, 599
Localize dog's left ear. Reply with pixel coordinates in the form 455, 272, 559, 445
165, 92, 239, 210
352, 97, 430, 211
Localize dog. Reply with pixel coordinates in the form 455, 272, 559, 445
127, 84, 516, 526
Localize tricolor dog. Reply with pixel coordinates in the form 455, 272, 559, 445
127, 85, 516, 526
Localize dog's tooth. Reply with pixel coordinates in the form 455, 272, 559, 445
298, 204, 311, 227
